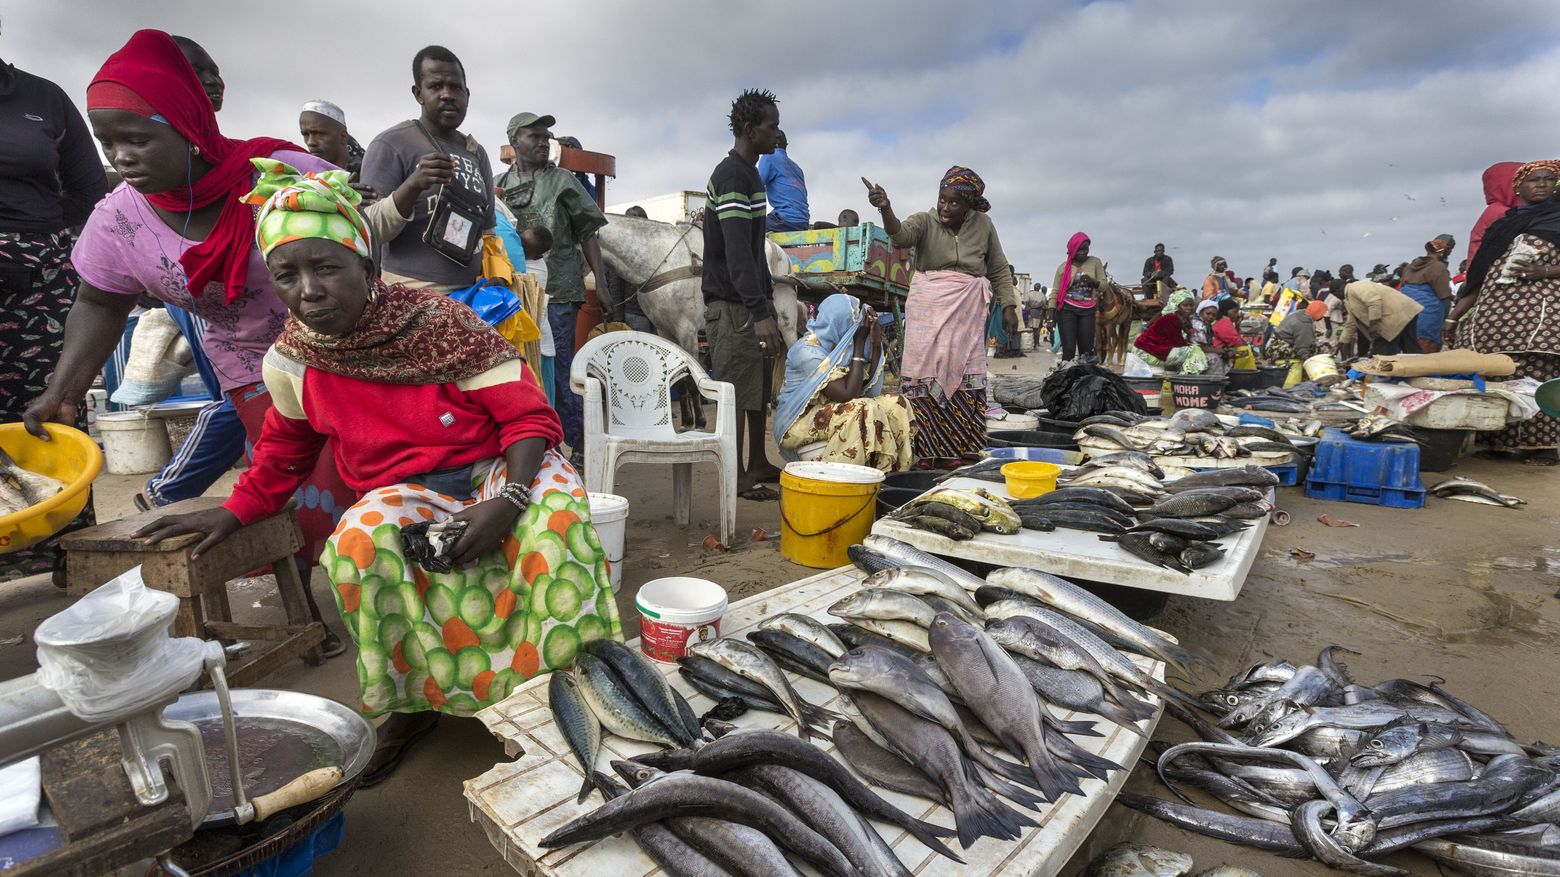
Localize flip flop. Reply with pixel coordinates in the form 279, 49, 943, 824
360, 714, 441, 788
737, 485, 780, 501
319, 629, 347, 659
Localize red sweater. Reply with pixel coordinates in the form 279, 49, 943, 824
1135, 313, 1189, 360
224, 351, 561, 525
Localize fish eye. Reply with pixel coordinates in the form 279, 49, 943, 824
1370, 740, 1383, 749
1225, 695, 1239, 705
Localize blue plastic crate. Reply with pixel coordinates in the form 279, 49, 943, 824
1303, 427, 1425, 508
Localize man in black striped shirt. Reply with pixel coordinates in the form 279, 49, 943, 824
703, 88, 786, 498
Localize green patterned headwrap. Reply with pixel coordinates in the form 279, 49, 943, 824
243, 157, 371, 261
1161, 288, 1195, 315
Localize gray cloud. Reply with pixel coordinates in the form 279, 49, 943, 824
6, 0, 1558, 283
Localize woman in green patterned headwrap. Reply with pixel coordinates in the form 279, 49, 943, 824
139, 159, 620, 785
1132, 288, 1209, 374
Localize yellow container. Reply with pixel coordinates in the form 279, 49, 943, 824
1001, 461, 1061, 499
1283, 360, 1305, 388
0, 423, 103, 555
779, 462, 884, 568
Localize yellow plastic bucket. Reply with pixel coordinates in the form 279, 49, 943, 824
779, 461, 884, 568
1000, 461, 1061, 499
1303, 353, 1342, 387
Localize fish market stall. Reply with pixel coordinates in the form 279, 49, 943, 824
464, 564, 1166, 877
873, 477, 1269, 601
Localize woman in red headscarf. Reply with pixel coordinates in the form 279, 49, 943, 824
1049, 232, 1110, 364
23, 30, 349, 651
863, 167, 1017, 461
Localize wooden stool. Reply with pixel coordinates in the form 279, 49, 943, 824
61, 497, 325, 687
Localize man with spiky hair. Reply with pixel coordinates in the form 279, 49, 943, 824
702, 88, 785, 500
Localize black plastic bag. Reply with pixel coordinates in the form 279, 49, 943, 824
1040, 362, 1148, 421
400, 519, 468, 574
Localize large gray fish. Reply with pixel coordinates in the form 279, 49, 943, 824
635, 728, 962, 860
1364, 753, 1557, 829
575, 653, 686, 748
588, 772, 734, 877
1197, 684, 1279, 718
844, 617, 931, 652
928, 613, 1084, 802
1375, 677, 1513, 737
1082, 842, 1194, 877
1127, 517, 1225, 541
1351, 720, 1463, 767
1148, 492, 1239, 518
1369, 748, 1475, 795
581, 638, 697, 745
830, 588, 937, 628
549, 672, 603, 804
986, 567, 1207, 678
1173, 485, 1266, 503
847, 690, 1036, 849
1078, 450, 1164, 478
983, 601, 1178, 707
552, 764, 858, 877
862, 535, 986, 592
759, 612, 847, 658
862, 566, 982, 616
830, 646, 1038, 788
831, 721, 948, 805
689, 638, 827, 740
1100, 532, 1192, 575
734, 763, 912, 877
1016, 485, 1138, 515
1249, 702, 1481, 749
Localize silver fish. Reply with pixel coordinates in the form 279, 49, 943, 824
862, 566, 982, 616
582, 638, 697, 745
830, 588, 937, 628
1012, 655, 1154, 736
734, 763, 912, 877
589, 772, 734, 877
551, 765, 856, 877
928, 613, 1084, 802
985, 567, 1206, 678
862, 535, 986, 593
759, 612, 847, 658
1082, 842, 1194, 877
575, 653, 685, 748
846, 617, 931, 652
688, 639, 823, 740
831, 721, 948, 805
549, 671, 603, 804
1352, 720, 1463, 767
1221, 665, 1337, 729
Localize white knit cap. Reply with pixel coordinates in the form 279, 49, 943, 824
300, 100, 346, 127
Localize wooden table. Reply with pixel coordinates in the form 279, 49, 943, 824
463, 565, 1163, 877
61, 497, 324, 687
6, 731, 193, 876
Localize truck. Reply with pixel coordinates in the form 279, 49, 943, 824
605, 190, 705, 223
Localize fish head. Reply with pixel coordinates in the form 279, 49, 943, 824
1350, 727, 1414, 767
827, 647, 889, 686
927, 610, 976, 649
862, 568, 901, 589
1332, 815, 1378, 853
828, 592, 871, 617
1245, 703, 1309, 746
610, 759, 665, 788
1197, 688, 1246, 716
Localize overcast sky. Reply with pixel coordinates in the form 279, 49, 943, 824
7, 1, 1559, 285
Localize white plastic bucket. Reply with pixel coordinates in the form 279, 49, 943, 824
586, 493, 629, 591
97, 412, 172, 475
635, 577, 727, 663
1304, 353, 1342, 387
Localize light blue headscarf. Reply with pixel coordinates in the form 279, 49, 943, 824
773, 294, 884, 459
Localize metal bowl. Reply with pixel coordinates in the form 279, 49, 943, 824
164, 689, 376, 826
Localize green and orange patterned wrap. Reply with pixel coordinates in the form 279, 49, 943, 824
243, 157, 372, 260
322, 451, 621, 717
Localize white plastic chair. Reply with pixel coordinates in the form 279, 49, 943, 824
797, 441, 829, 461
570, 331, 737, 547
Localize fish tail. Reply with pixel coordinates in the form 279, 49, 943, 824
949, 778, 1034, 848
1050, 716, 1104, 738
971, 760, 1048, 810
1024, 741, 1084, 800
1161, 643, 1214, 680
901, 814, 969, 861
575, 773, 596, 805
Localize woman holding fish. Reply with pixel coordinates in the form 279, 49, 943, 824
773, 293, 914, 471
135, 161, 620, 784
863, 167, 1017, 461
1132, 290, 1210, 374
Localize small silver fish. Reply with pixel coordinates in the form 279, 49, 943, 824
1083, 842, 1194, 877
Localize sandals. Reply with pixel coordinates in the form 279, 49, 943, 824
737, 485, 780, 501
319, 629, 347, 658
360, 713, 441, 788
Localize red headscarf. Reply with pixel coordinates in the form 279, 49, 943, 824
86, 30, 301, 304
1466, 161, 1521, 267
1056, 232, 1089, 300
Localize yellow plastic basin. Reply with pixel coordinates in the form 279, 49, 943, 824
0, 423, 103, 555
1001, 461, 1061, 499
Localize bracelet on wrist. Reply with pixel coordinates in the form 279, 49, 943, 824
497, 483, 530, 515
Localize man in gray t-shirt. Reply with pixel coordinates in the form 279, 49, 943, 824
360, 45, 494, 291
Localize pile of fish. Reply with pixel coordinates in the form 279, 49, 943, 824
1430, 477, 1526, 509
925, 453, 1279, 575
541, 536, 1204, 873
1074, 408, 1312, 463
1347, 413, 1425, 444
1121, 647, 1560, 876
0, 447, 65, 516
1224, 386, 1331, 415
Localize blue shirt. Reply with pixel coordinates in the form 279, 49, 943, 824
757, 148, 809, 228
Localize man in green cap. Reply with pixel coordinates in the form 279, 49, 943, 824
494, 111, 608, 464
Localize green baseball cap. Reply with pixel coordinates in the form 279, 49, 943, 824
506, 112, 556, 138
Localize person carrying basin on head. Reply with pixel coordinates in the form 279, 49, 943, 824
773, 293, 913, 471
863, 165, 1017, 462
135, 161, 621, 784
1133, 289, 1209, 375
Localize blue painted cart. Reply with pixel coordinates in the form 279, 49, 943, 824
769, 223, 913, 370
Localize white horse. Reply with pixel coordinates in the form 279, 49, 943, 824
595, 213, 802, 356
